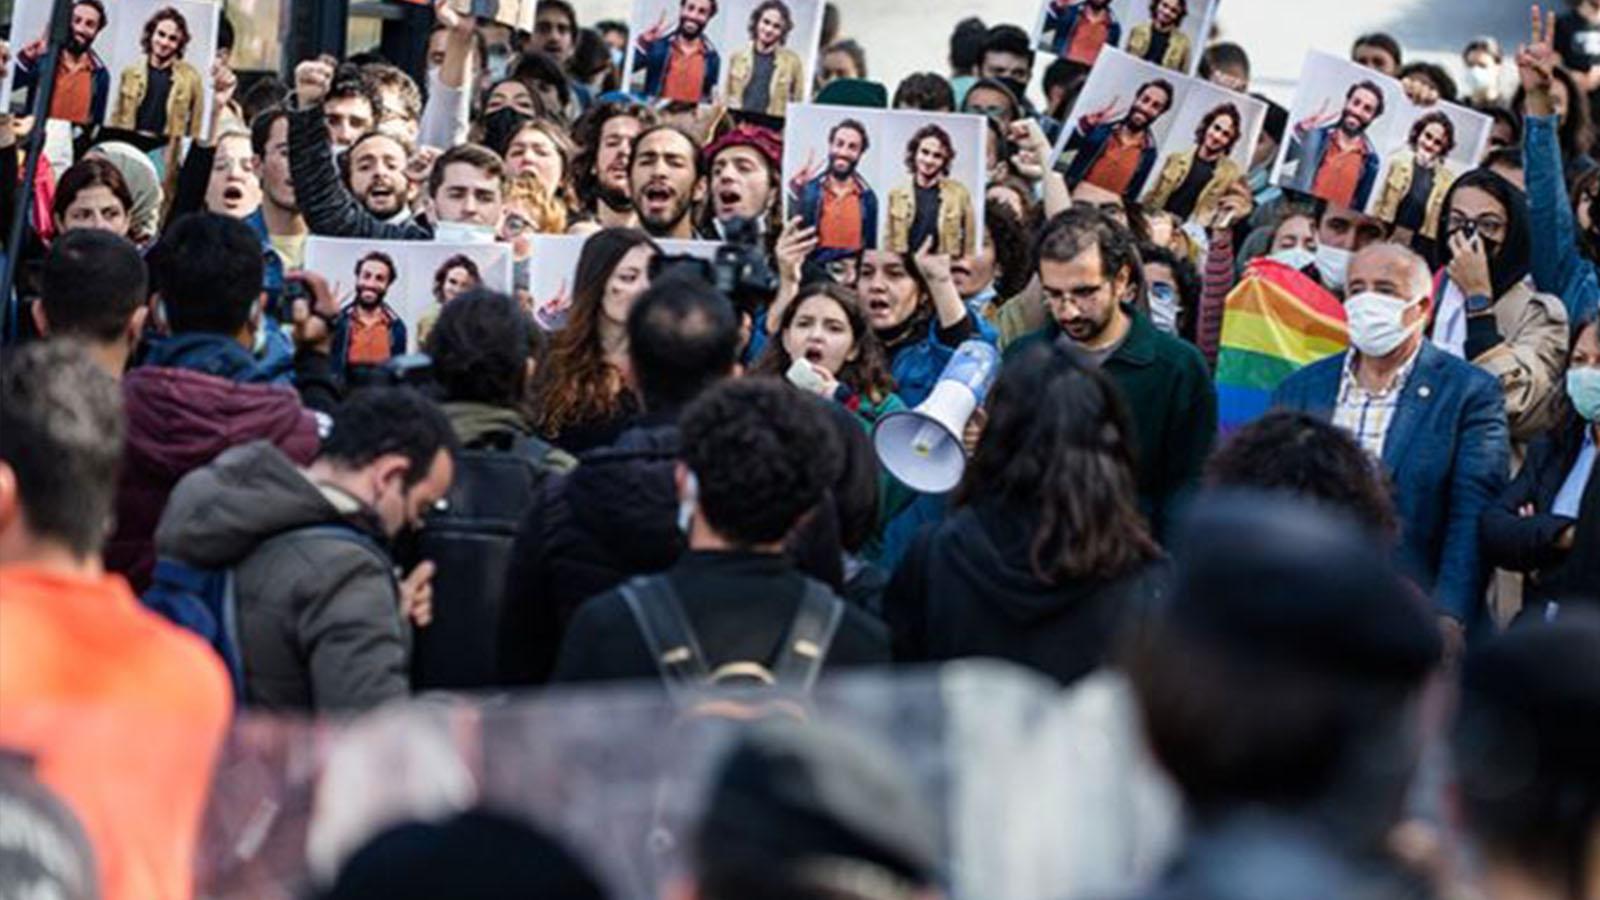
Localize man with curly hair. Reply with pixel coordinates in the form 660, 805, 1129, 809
725, 0, 806, 117
1142, 101, 1245, 221
111, 5, 204, 137
888, 123, 976, 255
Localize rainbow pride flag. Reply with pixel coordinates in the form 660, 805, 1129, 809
1214, 259, 1348, 432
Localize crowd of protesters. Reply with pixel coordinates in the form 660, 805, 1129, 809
0, 1, 1597, 898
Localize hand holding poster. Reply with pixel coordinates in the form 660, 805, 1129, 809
1033, 0, 1221, 76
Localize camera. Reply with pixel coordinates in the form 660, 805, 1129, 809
649, 216, 779, 316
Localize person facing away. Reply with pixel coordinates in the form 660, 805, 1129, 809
30, 229, 148, 379
549, 377, 890, 686
0, 342, 231, 900
154, 388, 457, 713
885, 342, 1171, 686
497, 270, 743, 685
107, 212, 321, 593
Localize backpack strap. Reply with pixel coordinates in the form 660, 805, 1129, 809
619, 576, 710, 700
770, 579, 845, 695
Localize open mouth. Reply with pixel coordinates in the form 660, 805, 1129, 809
950, 262, 972, 279
641, 184, 675, 210
802, 347, 825, 363
866, 297, 891, 316
223, 185, 245, 203
717, 189, 743, 208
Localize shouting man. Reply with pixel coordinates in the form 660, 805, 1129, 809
111, 5, 204, 137
1063, 78, 1176, 200
888, 124, 976, 256
790, 119, 879, 251
1286, 79, 1387, 211
13, 0, 111, 124
635, 0, 722, 104
629, 124, 708, 239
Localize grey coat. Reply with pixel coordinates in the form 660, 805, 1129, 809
156, 441, 409, 713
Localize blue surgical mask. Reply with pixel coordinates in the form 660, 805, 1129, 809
1568, 367, 1600, 421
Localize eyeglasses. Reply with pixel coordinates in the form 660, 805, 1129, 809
1445, 213, 1507, 241
501, 213, 532, 237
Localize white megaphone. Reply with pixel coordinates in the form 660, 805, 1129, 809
873, 340, 1001, 494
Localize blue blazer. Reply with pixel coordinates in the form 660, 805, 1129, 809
13, 50, 110, 123
792, 173, 878, 250
637, 31, 720, 101
331, 304, 409, 377
1271, 344, 1510, 624
1063, 120, 1157, 200
1043, 4, 1122, 57
1285, 123, 1379, 211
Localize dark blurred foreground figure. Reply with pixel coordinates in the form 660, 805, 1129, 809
671, 721, 943, 900
1452, 615, 1600, 900
1126, 494, 1442, 900
318, 810, 608, 900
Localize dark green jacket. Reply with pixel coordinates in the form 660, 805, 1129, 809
1007, 306, 1217, 538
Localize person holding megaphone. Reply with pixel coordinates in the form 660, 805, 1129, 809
882, 343, 1170, 686
753, 282, 908, 428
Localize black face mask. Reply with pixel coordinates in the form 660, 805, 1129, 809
481, 107, 531, 158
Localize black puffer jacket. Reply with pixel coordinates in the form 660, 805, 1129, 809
496, 419, 685, 684
288, 104, 434, 241
884, 500, 1171, 686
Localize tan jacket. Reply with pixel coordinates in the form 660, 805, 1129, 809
725, 46, 804, 118
111, 59, 203, 137
1126, 23, 1191, 72
1373, 151, 1455, 239
887, 178, 975, 257
1141, 150, 1241, 222
1469, 280, 1570, 445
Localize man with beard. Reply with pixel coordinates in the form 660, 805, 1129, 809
790, 119, 879, 251
346, 131, 418, 225
13, 0, 111, 124
635, 0, 722, 104
111, 6, 204, 138
628, 125, 708, 239
1286, 79, 1387, 211
1143, 102, 1245, 222
725, 0, 805, 118
1373, 110, 1458, 240
888, 124, 976, 256
571, 101, 655, 232
1063, 78, 1176, 201
703, 124, 784, 239
1127, 0, 1192, 73
332, 251, 407, 373
1044, 0, 1122, 68
1009, 207, 1216, 539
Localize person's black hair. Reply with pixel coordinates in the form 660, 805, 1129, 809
1453, 615, 1600, 900
327, 63, 381, 116
571, 100, 657, 208
961, 77, 1020, 120
150, 213, 264, 336
986, 198, 1034, 300
680, 378, 843, 547
1198, 42, 1249, 82
892, 73, 954, 112
1139, 241, 1200, 336
537, 0, 578, 30
1463, 36, 1502, 63
42, 230, 147, 343
1397, 61, 1458, 103
823, 39, 868, 78
1036, 206, 1138, 280
425, 289, 535, 410
216, 12, 235, 53
1255, 92, 1288, 146
955, 343, 1158, 582
1517, 65, 1596, 162
1043, 57, 1088, 119
822, 403, 879, 555
980, 24, 1034, 68
1351, 32, 1403, 68
596, 18, 629, 37
317, 388, 458, 488
1481, 146, 1523, 178
1205, 410, 1399, 541
625, 270, 740, 412
511, 51, 573, 111
1439, 167, 1531, 299
1482, 105, 1522, 147
240, 78, 290, 128
820, 2, 841, 47
250, 105, 290, 158
569, 28, 614, 84
0, 342, 124, 559
949, 16, 988, 74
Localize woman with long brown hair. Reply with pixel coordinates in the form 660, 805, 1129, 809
535, 228, 658, 452
752, 282, 904, 426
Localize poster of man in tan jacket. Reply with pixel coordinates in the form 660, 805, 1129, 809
724, 0, 814, 118
888, 123, 977, 256
110, 4, 207, 137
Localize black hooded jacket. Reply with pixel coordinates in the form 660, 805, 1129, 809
883, 501, 1171, 686
496, 417, 686, 685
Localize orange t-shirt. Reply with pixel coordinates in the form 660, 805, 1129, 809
347, 307, 397, 366
51, 55, 94, 123
1085, 130, 1146, 196
1312, 136, 1367, 208
1066, 11, 1112, 66
661, 37, 708, 103
818, 177, 866, 249
0, 565, 231, 900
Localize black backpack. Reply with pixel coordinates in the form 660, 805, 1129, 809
410, 436, 572, 690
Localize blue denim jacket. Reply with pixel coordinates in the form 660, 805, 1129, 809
1525, 114, 1600, 330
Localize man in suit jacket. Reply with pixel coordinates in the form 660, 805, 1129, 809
1273, 243, 1509, 650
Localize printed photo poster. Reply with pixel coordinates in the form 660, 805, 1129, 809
5, 0, 223, 137
624, 0, 825, 116
1051, 48, 1192, 204
394, 0, 536, 32
303, 237, 514, 354
1272, 52, 1410, 217
1367, 100, 1494, 238
1137, 79, 1266, 222
783, 104, 986, 256
1032, 0, 1220, 76
526, 235, 720, 331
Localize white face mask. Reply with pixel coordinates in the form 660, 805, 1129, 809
1148, 282, 1179, 334
1344, 290, 1422, 358
1270, 246, 1317, 273
1316, 244, 1353, 291
1463, 64, 1497, 94
434, 221, 498, 244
